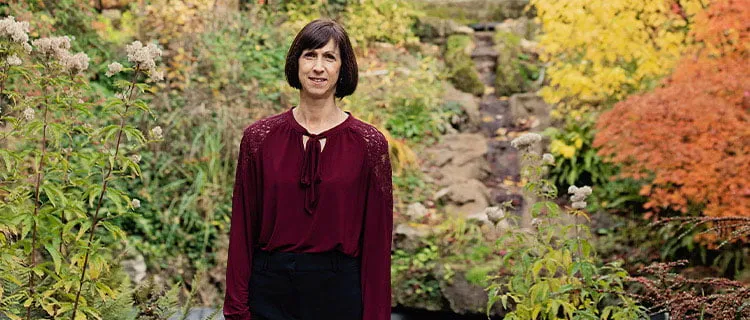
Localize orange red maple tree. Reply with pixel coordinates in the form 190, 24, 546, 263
594, 0, 749, 221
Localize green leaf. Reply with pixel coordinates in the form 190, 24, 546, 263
44, 243, 63, 275
122, 125, 147, 145
41, 182, 65, 208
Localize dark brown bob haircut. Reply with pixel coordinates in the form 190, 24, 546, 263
285, 19, 358, 99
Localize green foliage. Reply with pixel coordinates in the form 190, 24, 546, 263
543, 113, 646, 214
444, 35, 484, 96
392, 167, 431, 206
385, 98, 443, 143
123, 111, 236, 272
0, 15, 188, 319
485, 134, 646, 319
391, 242, 443, 309
197, 8, 288, 103
465, 265, 492, 287
390, 215, 504, 312
341, 0, 421, 48
494, 30, 540, 97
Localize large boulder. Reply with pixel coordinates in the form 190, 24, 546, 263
442, 83, 482, 132
435, 179, 491, 218
425, 133, 491, 186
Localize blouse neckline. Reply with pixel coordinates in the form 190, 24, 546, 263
287, 106, 353, 138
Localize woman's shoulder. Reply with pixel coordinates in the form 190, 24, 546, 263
347, 117, 388, 154
240, 109, 290, 152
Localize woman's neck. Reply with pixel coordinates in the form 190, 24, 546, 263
295, 94, 344, 133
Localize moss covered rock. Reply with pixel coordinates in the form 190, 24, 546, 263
494, 30, 541, 97
444, 35, 485, 96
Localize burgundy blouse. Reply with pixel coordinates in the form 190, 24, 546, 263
223, 107, 394, 320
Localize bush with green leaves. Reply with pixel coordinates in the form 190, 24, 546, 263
494, 30, 540, 97
485, 133, 646, 319
444, 35, 484, 96
0, 16, 182, 320
542, 113, 646, 215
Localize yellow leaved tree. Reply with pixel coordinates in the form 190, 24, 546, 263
531, 0, 706, 114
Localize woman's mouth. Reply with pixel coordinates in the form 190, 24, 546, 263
309, 77, 327, 85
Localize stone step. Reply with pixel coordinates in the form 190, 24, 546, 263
474, 31, 495, 42
471, 46, 498, 59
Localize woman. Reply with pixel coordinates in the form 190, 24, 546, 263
223, 19, 393, 320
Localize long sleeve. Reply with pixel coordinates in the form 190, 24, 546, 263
360, 135, 394, 320
223, 131, 257, 320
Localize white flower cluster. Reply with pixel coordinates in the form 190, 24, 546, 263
105, 62, 123, 77
130, 154, 141, 163
150, 126, 163, 140
0, 16, 30, 44
6, 54, 22, 66
22, 107, 35, 121
510, 132, 542, 150
60, 52, 89, 74
31, 36, 90, 73
131, 198, 141, 209
32, 36, 71, 60
568, 185, 592, 210
125, 40, 163, 82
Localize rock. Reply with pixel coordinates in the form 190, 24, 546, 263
443, 83, 482, 131
394, 223, 434, 251
405, 202, 429, 220
435, 179, 490, 218
453, 25, 475, 35
121, 254, 147, 284
415, 16, 475, 41
494, 30, 529, 97
426, 133, 491, 186
441, 133, 488, 166
509, 93, 553, 132
495, 16, 534, 40
484, 206, 505, 225
438, 270, 507, 316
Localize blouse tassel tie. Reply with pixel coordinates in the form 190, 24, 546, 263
300, 133, 324, 215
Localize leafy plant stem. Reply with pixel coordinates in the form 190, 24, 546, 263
71, 66, 139, 320
26, 79, 51, 320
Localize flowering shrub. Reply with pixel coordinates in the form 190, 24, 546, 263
0, 16, 177, 319
485, 133, 645, 319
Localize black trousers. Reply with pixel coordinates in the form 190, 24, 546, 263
248, 249, 363, 320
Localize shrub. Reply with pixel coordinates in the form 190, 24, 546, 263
530, 0, 705, 113
0, 15, 172, 319
485, 133, 645, 319
444, 35, 484, 96
593, 0, 749, 226
494, 31, 539, 97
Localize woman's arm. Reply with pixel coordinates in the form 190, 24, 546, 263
223, 130, 257, 320
360, 133, 394, 320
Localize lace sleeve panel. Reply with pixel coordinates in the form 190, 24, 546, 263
351, 121, 393, 199
242, 112, 288, 160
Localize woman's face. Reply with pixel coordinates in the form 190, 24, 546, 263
298, 38, 341, 98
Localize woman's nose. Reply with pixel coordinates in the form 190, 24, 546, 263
312, 58, 324, 72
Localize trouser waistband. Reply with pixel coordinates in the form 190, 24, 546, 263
252, 249, 358, 272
